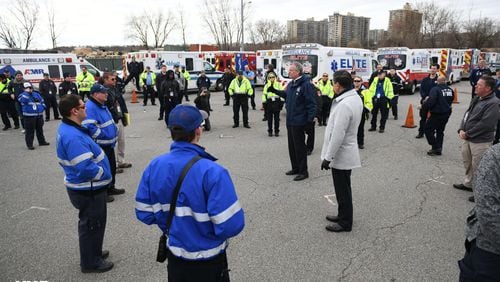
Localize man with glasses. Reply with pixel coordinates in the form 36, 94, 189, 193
267, 62, 317, 181
83, 84, 121, 202
56, 94, 114, 273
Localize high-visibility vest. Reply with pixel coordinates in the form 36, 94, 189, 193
316, 80, 334, 98
262, 81, 284, 103
228, 77, 253, 96
76, 72, 95, 92
140, 71, 156, 87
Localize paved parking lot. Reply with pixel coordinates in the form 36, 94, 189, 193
0, 81, 477, 281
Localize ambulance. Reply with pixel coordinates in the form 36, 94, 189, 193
202, 51, 257, 73
427, 48, 464, 84
377, 47, 430, 93
0, 53, 102, 89
480, 51, 500, 72
125, 50, 224, 91
280, 43, 376, 87
461, 48, 481, 79
255, 49, 282, 86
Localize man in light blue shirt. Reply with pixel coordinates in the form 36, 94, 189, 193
243, 65, 256, 110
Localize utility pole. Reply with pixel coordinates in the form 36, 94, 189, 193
240, 0, 244, 51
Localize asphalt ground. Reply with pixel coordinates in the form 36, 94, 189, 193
0, 81, 478, 281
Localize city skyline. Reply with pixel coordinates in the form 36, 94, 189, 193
0, 0, 498, 49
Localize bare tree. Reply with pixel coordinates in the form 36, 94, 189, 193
464, 17, 499, 49
202, 0, 242, 50
13, 0, 39, 50
253, 19, 287, 47
416, 2, 452, 48
126, 14, 149, 47
0, 18, 20, 48
46, 2, 61, 49
179, 7, 187, 46
147, 11, 176, 48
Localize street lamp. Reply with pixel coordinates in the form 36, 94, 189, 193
240, 0, 251, 51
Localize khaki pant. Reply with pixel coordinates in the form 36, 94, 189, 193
116, 122, 126, 164
461, 140, 491, 188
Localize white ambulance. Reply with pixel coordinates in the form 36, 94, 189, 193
256, 49, 282, 86
280, 43, 377, 87
124, 51, 224, 92
377, 47, 430, 93
0, 53, 102, 89
427, 48, 465, 84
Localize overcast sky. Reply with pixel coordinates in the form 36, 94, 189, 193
1, 0, 498, 49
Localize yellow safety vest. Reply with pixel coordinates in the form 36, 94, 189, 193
228, 77, 253, 96
76, 71, 95, 92
262, 81, 284, 103
316, 80, 334, 98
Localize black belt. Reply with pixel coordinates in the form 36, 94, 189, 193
166, 248, 227, 266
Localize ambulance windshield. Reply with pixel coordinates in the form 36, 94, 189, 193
281, 55, 318, 78
378, 54, 407, 70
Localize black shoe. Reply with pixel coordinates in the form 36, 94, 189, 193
285, 170, 299, 175
158, 116, 163, 120
427, 149, 442, 156
28, 146, 35, 150
81, 261, 114, 273
453, 184, 473, 192
152, 103, 157, 106
358, 144, 364, 149
325, 223, 351, 232
379, 129, 384, 133
394, 116, 398, 120
45, 119, 50, 121
307, 150, 312, 156
318, 123, 322, 127
232, 124, 239, 128
108, 188, 125, 195
252, 107, 256, 110
223, 103, 229, 106
368, 128, 376, 132
262, 118, 267, 121
101, 250, 109, 259
468, 196, 475, 202
493, 140, 499, 145
268, 132, 273, 137
244, 124, 251, 128
326, 215, 339, 223
293, 173, 309, 181
415, 133, 424, 139
55, 117, 61, 120
275, 132, 279, 137
39, 142, 50, 146
209, 109, 213, 112
106, 195, 115, 203
2, 126, 11, 131
14, 125, 20, 129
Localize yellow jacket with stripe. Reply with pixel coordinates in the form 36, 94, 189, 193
316, 79, 334, 98
228, 77, 253, 96
262, 80, 284, 103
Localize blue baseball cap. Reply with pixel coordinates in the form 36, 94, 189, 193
168, 105, 208, 132
90, 83, 108, 94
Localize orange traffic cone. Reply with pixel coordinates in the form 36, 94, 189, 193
401, 104, 417, 128
131, 89, 138, 103
453, 87, 459, 104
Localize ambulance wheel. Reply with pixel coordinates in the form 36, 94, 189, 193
215, 78, 223, 92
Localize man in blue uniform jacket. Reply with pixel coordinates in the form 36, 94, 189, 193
56, 94, 114, 273
135, 104, 245, 282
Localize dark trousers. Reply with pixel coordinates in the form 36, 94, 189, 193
167, 250, 230, 282
320, 96, 331, 125
232, 95, 249, 126
159, 95, 166, 119
305, 121, 315, 152
418, 108, 429, 134
391, 95, 399, 118
266, 107, 280, 133
263, 103, 268, 120
24, 115, 46, 147
471, 86, 476, 99
143, 85, 155, 105
287, 125, 308, 175
15, 101, 24, 129
67, 188, 107, 268
0, 100, 19, 128
163, 100, 178, 127
331, 168, 353, 229
224, 89, 230, 105
44, 95, 60, 120
79, 91, 89, 102
425, 113, 450, 152
370, 98, 389, 130
357, 111, 367, 146
101, 145, 116, 189
124, 73, 140, 90
250, 85, 256, 109
459, 239, 500, 282
494, 119, 500, 143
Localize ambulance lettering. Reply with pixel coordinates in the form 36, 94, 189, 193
24, 69, 44, 75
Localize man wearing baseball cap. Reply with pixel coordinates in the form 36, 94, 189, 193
135, 104, 245, 281
18, 82, 50, 149
82, 84, 122, 202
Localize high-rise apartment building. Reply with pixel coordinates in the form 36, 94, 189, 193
287, 18, 328, 45
327, 12, 370, 47
388, 3, 422, 39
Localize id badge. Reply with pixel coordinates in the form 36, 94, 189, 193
32, 104, 37, 111
170, 92, 174, 97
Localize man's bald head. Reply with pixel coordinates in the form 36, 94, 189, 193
437, 76, 447, 84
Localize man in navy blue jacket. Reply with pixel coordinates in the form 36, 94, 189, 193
56, 94, 113, 273
469, 59, 492, 99
416, 64, 438, 139
136, 105, 244, 282
268, 62, 317, 181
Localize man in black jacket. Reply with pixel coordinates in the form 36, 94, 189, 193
469, 59, 492, 99
387, 68, 402, 120
156, 65, 169, 120
124, 57, 142, 90
222, 67, 235, 106
59, 73, 79, 98
39, 73, 60, 121
416, 64, 438, 138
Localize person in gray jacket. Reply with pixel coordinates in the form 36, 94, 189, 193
320, 70, 363, 233
458, 143, 500, 281
453, 76, 500, 202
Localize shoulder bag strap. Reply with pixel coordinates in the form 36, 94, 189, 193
165, 155, 202, 235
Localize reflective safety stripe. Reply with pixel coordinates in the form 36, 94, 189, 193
94, 150, 105, 162
176, 207, 210, 222
210, 201, 241, 224
23, 112, 43, 116
93, 166, 104, 180
58, 152, 93, 166
65, 178, 111, 189
92, 128, 102, 139
98, 119, 114, 129
168, 240, 227, 260
82, 119, 97, 125
96, 137, 117, 145
135, 201, 170, 213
